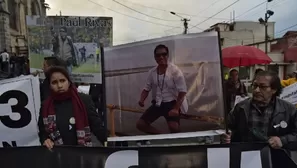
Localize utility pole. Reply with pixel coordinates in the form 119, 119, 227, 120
170, 12, 190, 34
182, 18, 190, 34
259, 0, 274, 54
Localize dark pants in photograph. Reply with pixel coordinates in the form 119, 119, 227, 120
140, 100, 180, 125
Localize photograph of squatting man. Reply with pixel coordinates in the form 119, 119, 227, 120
136, 44, 188, 136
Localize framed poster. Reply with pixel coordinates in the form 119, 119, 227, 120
104, 32, 225, 140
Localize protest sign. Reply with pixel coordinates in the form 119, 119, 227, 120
0, 75, 40, 147
280, 82, 297, 105
0, 143, 276, 168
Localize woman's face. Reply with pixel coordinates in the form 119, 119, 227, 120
50, 72, 70, 93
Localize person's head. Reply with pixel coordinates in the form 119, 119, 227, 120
59, 27, 67, 38
293, 71, 297, 78
154, 44, 169, 66
254, 68, 264, 76
3, 49, 7, 52
252, 71, 282, 104
229, 69, 239, 81
46, 66, 71, 93
43, 57, 66, 73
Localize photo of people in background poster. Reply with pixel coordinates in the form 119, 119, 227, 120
26, 15, 112, 83
105, 32, 224, 136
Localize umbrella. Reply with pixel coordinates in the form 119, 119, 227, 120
222, 46, 272, 68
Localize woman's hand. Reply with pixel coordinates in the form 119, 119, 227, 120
43, 139, 54, 150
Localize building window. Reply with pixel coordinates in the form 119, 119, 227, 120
268, 65, 279, 74
238, 66, 250, 80
25, 6, 28, 16
220, 38, 224, 46
8, 0, 17, 30
31, 1, 37, 15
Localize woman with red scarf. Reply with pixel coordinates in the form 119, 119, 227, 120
38, 66, 105, 149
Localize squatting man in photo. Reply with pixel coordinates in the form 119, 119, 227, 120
136, 44, 187, 138
221, 71, 297, 165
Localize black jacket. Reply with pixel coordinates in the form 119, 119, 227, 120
224, 79, 247, 113
38, 92, 105, 145
40, 78, 50, 103
228, 97, 297, 150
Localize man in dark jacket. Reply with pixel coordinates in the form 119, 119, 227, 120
40, 57, 66, 102
223, 71, 297, 147
222, 71, 297, 167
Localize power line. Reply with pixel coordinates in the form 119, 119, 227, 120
275, 23, 297, 35
114, 0, 230, 20
190, 0, 240, 30
111, 0, 180, 22
235, 1, 266, 19
114, 0, 202, 17
190, 0, 222, 19
87, 0, 180, 28
220, 23, 297, 42
238, 0, 289, 20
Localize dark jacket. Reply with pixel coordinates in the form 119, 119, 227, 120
228, 97, 297, 150
38, 93, 105, 145
224, 79, 247, 112
40, 78, 50, 103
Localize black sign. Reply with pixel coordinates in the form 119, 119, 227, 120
0, 143, 295, 168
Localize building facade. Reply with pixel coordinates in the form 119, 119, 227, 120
0, 0, 47, 55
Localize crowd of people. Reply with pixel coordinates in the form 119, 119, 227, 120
1, 44, 297, 167
0, 49, 30, 79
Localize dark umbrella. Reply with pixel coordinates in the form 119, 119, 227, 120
222, 45, 272, 68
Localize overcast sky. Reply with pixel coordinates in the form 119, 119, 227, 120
46, 0, 297, 45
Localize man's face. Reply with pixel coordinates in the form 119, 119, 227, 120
252, 75, 276, 103
230, 71, 239, 81
43, 61, 50, 73
59, 28, 67, 38
154, 48, 168, 65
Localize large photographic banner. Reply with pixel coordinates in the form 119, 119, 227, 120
0, 75, 41, 147
26, 15, 112, 83
105, 32, 224, 136
0, 143, 277, 168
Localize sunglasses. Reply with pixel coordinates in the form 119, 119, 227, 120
155, 52, 168, 57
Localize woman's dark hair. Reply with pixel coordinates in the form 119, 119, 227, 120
254, 70, 283, 96
44, 57, 67, 68
254, 68, 264, 76
45, 66, 71, 83
154, 44, 169, 55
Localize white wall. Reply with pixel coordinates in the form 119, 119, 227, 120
234, 21, 275, 41
220, 30, 255, 48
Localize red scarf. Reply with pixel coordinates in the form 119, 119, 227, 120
42, 85, 92, 146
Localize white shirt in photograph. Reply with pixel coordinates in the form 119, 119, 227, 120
1, 52, 9, 62
144, 63, 188, 113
